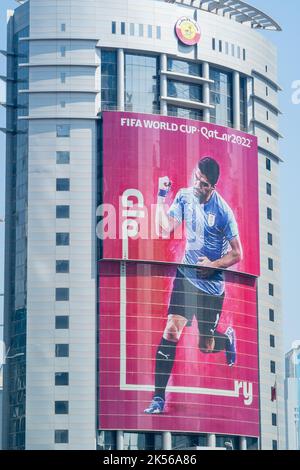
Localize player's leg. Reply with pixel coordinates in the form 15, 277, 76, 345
144, 270, 191, 414
154, 314, 188, 397
144, 314, 187, 414
198, 291, 226, 352
198, 292, 237, 366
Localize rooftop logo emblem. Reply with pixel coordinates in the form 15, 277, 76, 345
175, 17, 201, 46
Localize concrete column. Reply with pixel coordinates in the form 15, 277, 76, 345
160, 53, 167, 116
233, 70, 240, 130
163, 432, 172, 450
203, 62, 210, 122
116, 431, 124, 450
117, 49, 125, 111
208, 434, 216, 448
240, 436, 247, 450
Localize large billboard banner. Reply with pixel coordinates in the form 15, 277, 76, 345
98, 112, 260, 437
100, 111, 260, 277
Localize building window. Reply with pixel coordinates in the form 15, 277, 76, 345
55, 372, 69, 386
269, 308, 275, 322
219, 40, 222, 52
266, 158, 271, 171
56, 233, 70, 246
266, 87, 269, 96
56, 260, 70, 273
121, 22, 125, 35
270, 335, 275, 347
60, 101, 66, 108
237, 46, 241, 59
225, 42, 229, 55
267, 136, 270, 143
123, 432, 163, 450
101, 50, 117, 110
56, 178, 70, 191
266, 183, 272, 196
55, 401, 69, 415
168, 105, 203, 122
61, 23, 66, 32
56, 205, 70, 219
272, 440, 278, 450
60, 72, 66, 84
60, 46, 66, 57
56, 124, 70, 137
270, 361, 276, 373
56, 152, 70, 165
55, 316, 69, 329
56, 151, 70, 164
268, 258, 274, 271
139, 24, 144, 37
210, 68, 233, 128
231, 44, 235, 56
167, 58, 202, 77
112, 21, 116, 34
265, 65, 268, 73
167, 79, 203, 103
55, 430, 69, 444
148, 25, 153, 38
156, 26, 161, 39
56, 288, 69, 301
55, 344, 69, 357
266, 110, 269, 120
130, 23, 135, 36
125, 53, 159, 114
267, 207, 273, 221
212, 38, 216, 50
243, 49, 246, 61
272, 413, 277, 426
269, 284, 274, 297
267, 232, 273, 245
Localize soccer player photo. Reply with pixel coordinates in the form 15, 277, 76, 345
99, 112, 260, 437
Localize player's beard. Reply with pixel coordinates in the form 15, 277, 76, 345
194, 189, 206, 204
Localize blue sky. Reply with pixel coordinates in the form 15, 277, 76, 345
0, 0, 299, 353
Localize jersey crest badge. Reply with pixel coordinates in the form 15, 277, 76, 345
207, 213, 216, 227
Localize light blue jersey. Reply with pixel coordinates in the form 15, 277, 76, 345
168, 188, 239, 295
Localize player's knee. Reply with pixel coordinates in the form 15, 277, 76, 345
164, 322, 180, 342
199, 337, 214, 353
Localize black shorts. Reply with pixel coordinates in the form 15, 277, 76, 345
168, 270, 225, 336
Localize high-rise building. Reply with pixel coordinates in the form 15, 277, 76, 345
1, 0, 284, 450
285, 341, 300, 450
0, 369, 2, 450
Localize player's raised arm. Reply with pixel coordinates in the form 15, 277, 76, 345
155, 177, 182, 238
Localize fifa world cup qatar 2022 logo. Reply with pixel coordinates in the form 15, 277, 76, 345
175, 17, 201, 46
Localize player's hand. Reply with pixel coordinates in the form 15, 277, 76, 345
197, 257, 215, 278
158, 176, 171, 191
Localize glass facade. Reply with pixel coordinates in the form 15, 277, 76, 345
167, 105, 203, 121
101, 50, 117, 110
123, 432, 162, 451
125, 53, 159, 114
167, 58, 202, 77
210, 68, 233, 127
6, 23, 29, 451
167, 79, 203, 103
172, 434, 207, 450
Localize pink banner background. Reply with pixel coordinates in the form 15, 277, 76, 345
99, 261, 259, 436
